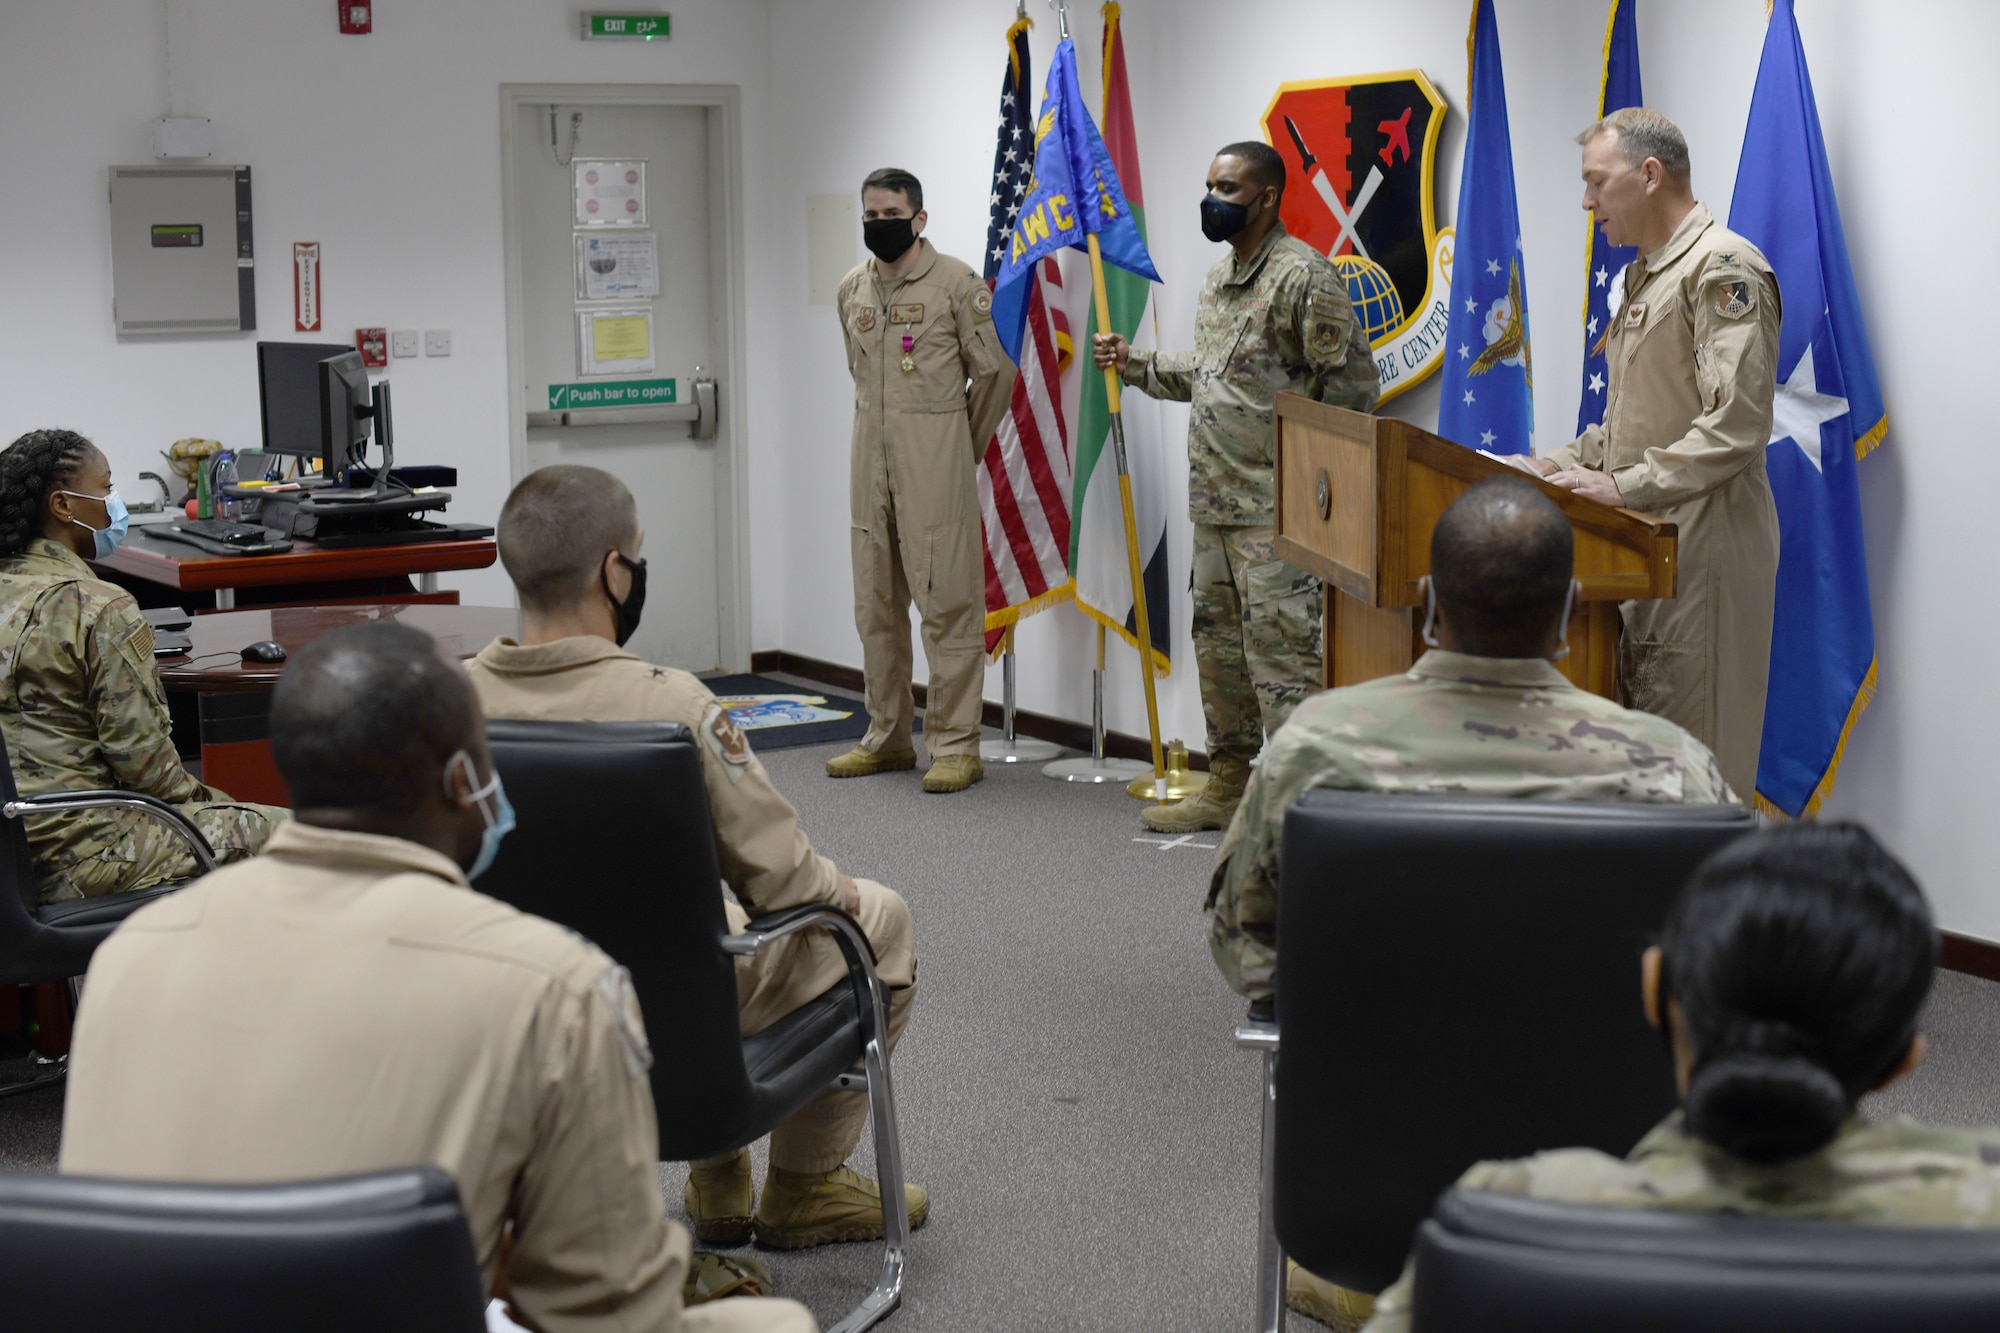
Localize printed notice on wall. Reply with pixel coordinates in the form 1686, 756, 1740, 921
576, 232, 659, 301
574, 158, 646, 227
578, 307, 656, 376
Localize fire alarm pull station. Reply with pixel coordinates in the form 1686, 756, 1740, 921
356, 327, 388, 368
338, 3, 371, 34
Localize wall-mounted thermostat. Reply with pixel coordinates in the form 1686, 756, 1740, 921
109, 164, 254, 337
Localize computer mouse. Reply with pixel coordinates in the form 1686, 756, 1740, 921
240, 640, 288, 664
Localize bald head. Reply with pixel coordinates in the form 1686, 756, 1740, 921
498, 466, 639, 615
1430, 480, 1575, 658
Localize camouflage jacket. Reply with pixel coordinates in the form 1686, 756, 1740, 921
1206, 650, 1735, 1000
1363, 1113, 2000, 1332
0, 539, 223, 878
1122, 222, 1380, 526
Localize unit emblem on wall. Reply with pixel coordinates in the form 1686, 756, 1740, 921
1262, 71, 1453, 404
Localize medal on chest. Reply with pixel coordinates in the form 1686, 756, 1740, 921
900, 330, 915, 373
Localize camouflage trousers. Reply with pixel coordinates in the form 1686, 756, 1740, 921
1191, 524, 1323, 780
35, 800, 289, 904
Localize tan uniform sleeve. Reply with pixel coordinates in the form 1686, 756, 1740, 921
1120, 346, 1195, 402
1610, 259, 1782, 511
697, 700, 843, 917
88, 594, 218, 805
507, 964, 687, 1333
957, 278, 1016, 454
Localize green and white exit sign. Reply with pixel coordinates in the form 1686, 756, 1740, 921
582, 13, 670, 40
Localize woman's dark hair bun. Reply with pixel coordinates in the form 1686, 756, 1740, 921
1685, 1052, 1850, 1164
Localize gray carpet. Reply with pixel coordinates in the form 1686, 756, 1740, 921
1, 724, 1997, 1330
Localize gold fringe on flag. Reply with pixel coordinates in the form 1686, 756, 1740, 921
1753, 656, 1878, 820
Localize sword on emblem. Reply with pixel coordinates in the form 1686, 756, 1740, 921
1284, 115, 1384, 260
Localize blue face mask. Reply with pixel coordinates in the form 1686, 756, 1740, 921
61, 489, 129, 559
447, 751, 516, 880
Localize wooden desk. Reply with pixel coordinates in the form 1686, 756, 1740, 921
97, 524, 498, 610
159, 603, 521, 804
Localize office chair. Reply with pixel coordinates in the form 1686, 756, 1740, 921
476, 719, 909, 1333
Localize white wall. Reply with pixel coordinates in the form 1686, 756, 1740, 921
4, 1, 1996, 941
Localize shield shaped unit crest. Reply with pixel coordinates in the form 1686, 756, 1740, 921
1262, 71, 1453, 404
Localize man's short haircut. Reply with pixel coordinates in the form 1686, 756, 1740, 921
270, 622, 481, 813
1429, 479, 1574, 658
1217, 140, 1287, 199
861, 167, 923, 214
1577, 107, 1691, 185
496, 465, 639, 615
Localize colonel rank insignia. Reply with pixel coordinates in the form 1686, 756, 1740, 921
1262, 70, 1452, 405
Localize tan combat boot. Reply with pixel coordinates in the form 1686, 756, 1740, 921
683, 1148, 755, 1246
825, 745, 918, 778
751, 1163, 930, 1249
1139, 755, 1248, 833
921, 754, 984, 793
1286, 1258, 1376, 1332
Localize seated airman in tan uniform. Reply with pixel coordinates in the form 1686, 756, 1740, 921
465, 464, 926, 1252
60, 621, 814, 1333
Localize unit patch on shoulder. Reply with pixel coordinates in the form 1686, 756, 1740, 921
970, 288, 993, 317
701, 700, 754, 783
855, 307, 876, 333
1713, 277, 1754, 320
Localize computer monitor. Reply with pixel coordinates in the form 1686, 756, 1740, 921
317, 351, 373, 477
256, 340, 353, 462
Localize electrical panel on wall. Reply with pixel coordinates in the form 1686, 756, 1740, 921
109, 165, 255, 337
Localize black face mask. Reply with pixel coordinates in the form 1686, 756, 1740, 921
862, 217, 917, 263
602, 553, 648, 647
1200, 192, 1254, 243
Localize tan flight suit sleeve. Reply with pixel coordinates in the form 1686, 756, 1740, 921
697, 700, 844, 917
507, 964, 687, 1333
88, 596, 222, 806
1121, 347, 1196, 403
956, 278, 1015, 456
1608, 258, 1782, 511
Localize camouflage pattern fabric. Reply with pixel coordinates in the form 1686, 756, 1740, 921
0, 538, 285, 902
1206, 650, 1736, 1000
1362, 1113, 2000, 1332
1121, 221, 1380, 526
1191, 523, 1321, 784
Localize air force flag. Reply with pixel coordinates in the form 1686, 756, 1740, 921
1729, 0, 1884, 818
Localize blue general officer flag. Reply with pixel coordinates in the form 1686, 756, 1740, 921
991, 37, 1159, 364
1576, 0, 1641, 434
1729, 0, 1883, 818
1439, 0, 1533, 455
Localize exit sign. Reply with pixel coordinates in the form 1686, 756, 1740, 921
582, 13, 670, 40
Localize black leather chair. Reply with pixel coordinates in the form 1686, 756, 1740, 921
0, 734, 215, 1096
1246, 790, 1753, 1329
1410, 1184, 2000, 1331
476, 719, 909, 1333
0, 1165, 487, 1332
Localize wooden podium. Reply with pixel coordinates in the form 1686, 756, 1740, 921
1272, 395, 1677, 699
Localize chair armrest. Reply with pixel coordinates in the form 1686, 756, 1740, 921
4, 791, 217, 874
723, 903, 889, 1046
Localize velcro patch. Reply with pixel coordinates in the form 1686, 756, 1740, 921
889, 302, 925, 324
1713, 277, 1754, 319
701, 701, 754, 783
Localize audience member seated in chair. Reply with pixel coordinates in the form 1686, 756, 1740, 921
1206, 479, 1738, 1330
0, 428, 285, 902
58, 622, 815, 1333
1361, 822, 1986, 1332
465, 465, 926, 1252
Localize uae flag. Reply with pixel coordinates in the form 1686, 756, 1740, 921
1066, 1, 1170, 672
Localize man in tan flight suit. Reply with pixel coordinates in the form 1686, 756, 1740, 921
61, 621, 814, 1333
831, 167, 1015, 794
1526, 108, 1781, 798
465, 465, 925, 1252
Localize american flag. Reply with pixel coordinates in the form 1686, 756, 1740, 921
978, 14, 1073, 654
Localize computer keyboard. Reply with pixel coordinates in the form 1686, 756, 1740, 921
173, 519, 279, 545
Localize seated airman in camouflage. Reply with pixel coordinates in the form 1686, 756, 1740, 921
0, 429, 285, 902
1364, 823, 1992, 1333
1206, 478, 1737, 1330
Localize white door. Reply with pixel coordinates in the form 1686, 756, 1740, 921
507, 97, 726, 672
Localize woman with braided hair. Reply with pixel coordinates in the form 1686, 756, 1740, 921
1360, 824, 2000, 1333
0, 429, 284, 902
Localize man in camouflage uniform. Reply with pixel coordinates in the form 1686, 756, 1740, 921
1094, 141, 1379, 833
0, 535, 283, 903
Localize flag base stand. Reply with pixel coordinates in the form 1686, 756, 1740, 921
1044, 665, 1150, 784
1124, 739, 1210, 803
981, 647, 1063, 763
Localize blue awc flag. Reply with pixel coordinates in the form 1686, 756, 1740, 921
1439, 0, 1533, 455
1729, 0, 1883, 818
1576, 0, 1641, 434
991, 36, 1159, 364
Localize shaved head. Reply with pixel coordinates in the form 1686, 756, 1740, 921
497, 465, 639, 615
1430, 479, 1574, 658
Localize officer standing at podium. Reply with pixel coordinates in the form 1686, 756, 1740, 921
1527, 109, 1781, 798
